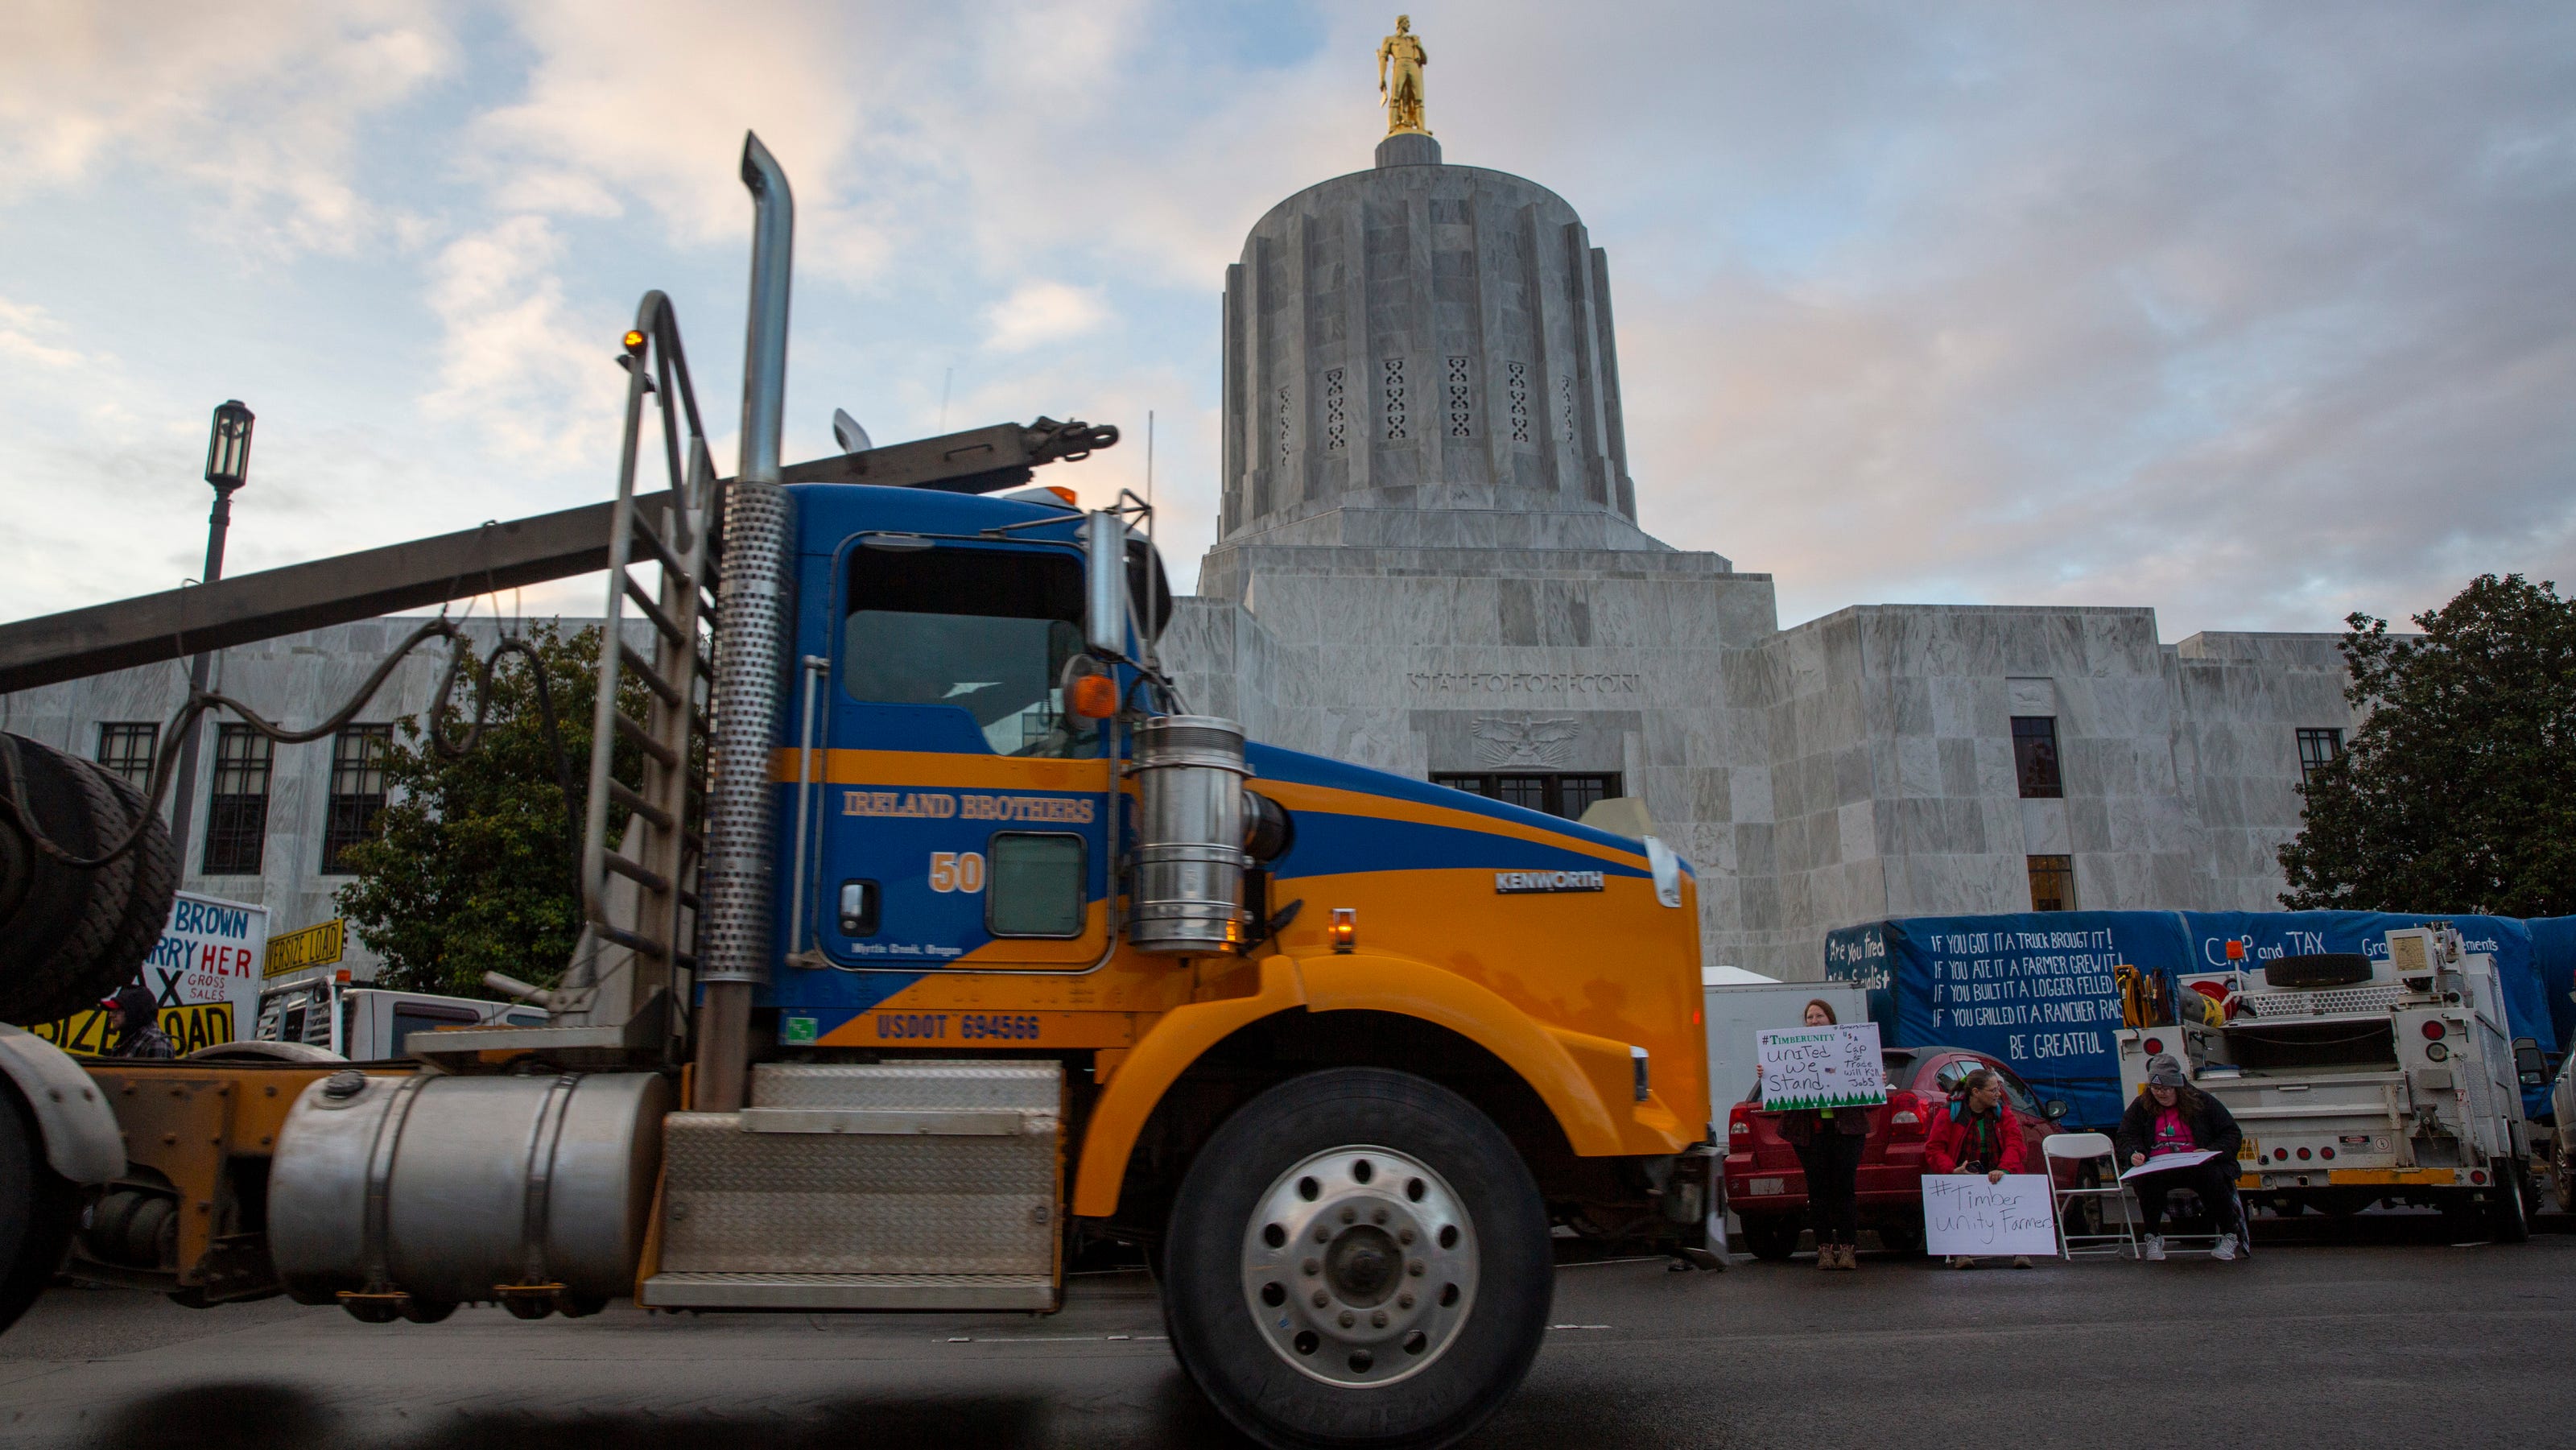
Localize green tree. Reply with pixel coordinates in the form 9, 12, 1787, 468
335, 623, 637, 998
2278, 574, 2576, 918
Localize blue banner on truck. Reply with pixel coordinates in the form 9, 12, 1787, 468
1848, 909, 2565, 1130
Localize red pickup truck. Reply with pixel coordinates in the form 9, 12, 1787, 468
1724, 1046, 2081, 1259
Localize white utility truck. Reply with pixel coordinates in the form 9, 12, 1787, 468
250, 976, 547, 1060
2116, 924, 2535, 1238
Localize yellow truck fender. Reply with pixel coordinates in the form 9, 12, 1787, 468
1297, 952, 1632, 1155
0, 1022, 126, 1184
1069, 952, 1632, 1218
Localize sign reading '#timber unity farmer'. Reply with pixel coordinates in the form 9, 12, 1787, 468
1756, 1022, 1888, 1110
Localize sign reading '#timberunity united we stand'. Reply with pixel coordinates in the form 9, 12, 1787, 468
1756, 1022, 1889, 1110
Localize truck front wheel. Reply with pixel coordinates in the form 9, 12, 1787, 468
1160, 1068, 1550, 1450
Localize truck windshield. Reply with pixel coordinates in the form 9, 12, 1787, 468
844, 545, 1095, 758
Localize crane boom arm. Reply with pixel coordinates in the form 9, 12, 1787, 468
0, 491, 666, 695
0, 417, 1119, 696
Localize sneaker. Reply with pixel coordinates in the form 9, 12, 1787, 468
2145, 1235, 2166, 1262
2212, 1233, 2239, 1262
2012, 1256, 2032, 1270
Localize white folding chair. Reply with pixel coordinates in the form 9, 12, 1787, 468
2043, 1133, 2138, 1261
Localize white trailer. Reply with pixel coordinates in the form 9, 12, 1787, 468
250, 977, 547, 1061
2115, 924, 2534, 1238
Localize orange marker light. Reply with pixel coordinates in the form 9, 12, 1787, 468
1330, 907, 1356, 954
335, 969, 353, 984
2224, 939, 2246, 961
1067, 673, 1117, 720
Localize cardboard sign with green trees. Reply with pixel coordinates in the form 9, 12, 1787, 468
1757, 1023, 1888, 1110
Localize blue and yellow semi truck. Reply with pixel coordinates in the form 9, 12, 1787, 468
0, 136, 1711, 1450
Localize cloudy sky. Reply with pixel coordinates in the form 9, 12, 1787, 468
2, 1, 2570, 639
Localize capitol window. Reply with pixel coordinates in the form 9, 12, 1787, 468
2011, 716, 2063, 799
1432, 772, 1619, 821
2296, 727, 2343, 783
2026, 854, 2075, 912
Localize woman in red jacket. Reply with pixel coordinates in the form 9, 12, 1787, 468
1923, 1068, 2032, 1270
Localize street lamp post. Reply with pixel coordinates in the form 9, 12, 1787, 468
166, 401, 254, 861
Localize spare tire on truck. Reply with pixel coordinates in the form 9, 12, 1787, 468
0, 733, 180, 1027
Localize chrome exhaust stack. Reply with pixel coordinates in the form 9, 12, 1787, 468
696, 131, 797, 1110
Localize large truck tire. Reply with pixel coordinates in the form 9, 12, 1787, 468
0, 1079, 79, 1334
1160, 1068, 1550, 1450
0, 733, 178, 1027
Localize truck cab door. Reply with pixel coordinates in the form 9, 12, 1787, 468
803, 537, 1113, 972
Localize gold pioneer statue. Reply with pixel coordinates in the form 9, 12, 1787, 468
1378, 14, 1430, 136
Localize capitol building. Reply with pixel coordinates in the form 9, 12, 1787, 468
0, 119, 2362, 983
1158, 124, 2361, 978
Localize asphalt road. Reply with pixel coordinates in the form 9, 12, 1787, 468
5, 1218, 2572, 1449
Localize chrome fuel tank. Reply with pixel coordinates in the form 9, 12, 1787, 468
268, 1070, 666, 1312
1128, 716, 1251, 955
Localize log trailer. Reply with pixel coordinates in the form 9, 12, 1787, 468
0, 134, 1715, 1450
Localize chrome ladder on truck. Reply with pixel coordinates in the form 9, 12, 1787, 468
441, 291, 718, 1064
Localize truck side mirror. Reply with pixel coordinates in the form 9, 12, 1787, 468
1082, 510, 1128, 657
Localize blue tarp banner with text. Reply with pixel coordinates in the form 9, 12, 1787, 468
1860, 909, 2566, 1130
1884, 912, 2187, 1130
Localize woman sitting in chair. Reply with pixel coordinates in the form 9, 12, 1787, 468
1923, 1068, 2032, 1269
2114, 1054, 2246, 1261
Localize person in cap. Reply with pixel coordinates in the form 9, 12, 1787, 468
107, 982, 175, 1060
2113, 1053, 2244, 1260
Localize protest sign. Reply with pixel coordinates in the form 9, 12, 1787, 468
25, 891, 266, 1058
1922, 1173, 2058, 1257
2119, 1149, 2222, 1182
1757, 1022, 1887, 1110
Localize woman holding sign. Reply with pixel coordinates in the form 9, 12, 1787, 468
1747, 999, 1870, 1270
1923, 1068, 2032, 1269
2113, 1055, 2245, 1262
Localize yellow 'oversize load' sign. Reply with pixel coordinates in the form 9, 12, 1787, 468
28, 1005, 237, 1058
265, 919, 347, 979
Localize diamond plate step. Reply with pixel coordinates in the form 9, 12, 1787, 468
655, 1062, 1065, 1284
642, 1270, 1055, 1311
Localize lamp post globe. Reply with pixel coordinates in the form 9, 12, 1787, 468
204, 399, 254, 493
